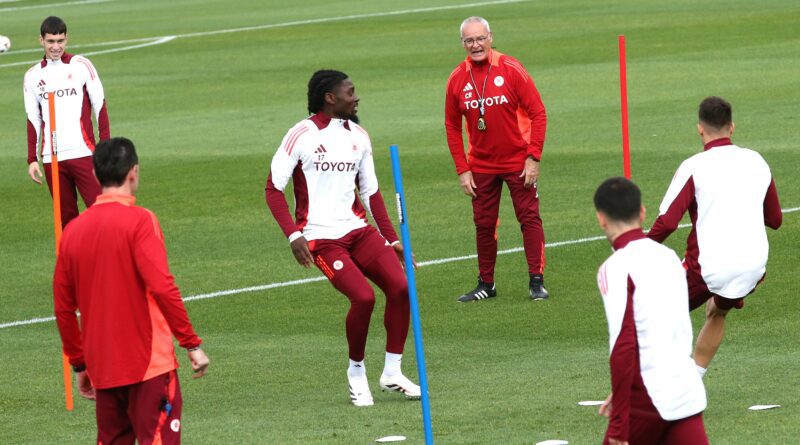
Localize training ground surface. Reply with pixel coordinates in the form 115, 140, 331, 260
1, 1, 798, 443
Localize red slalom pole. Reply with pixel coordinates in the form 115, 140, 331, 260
618, 35, 631, 179
48, 92, 74, 411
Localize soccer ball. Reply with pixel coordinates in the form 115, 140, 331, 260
0, 35, 11, 53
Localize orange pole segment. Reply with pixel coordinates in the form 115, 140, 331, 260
49, 93, 73, 411
618, 35, 632, 180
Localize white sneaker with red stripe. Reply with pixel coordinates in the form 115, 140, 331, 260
379, 373, 421, 399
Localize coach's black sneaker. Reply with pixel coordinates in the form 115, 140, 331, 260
457, 278, 497, 302
529, 274, 549, 301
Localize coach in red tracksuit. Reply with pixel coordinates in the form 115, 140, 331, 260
54, 137, 209, 445
445, 16, 548, 303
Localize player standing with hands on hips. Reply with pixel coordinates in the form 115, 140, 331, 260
594, 177, 708, 445
23, 16, 110, 227
647, 97, 782, 378
444, 16, 549, 303
54, 137, 210, 444
266, 70, 420, 407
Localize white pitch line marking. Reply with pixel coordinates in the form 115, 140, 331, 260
0, 36, 177, 69
2, 206, 796, 330
1, 0, 525, 68
0, 0, 109, 12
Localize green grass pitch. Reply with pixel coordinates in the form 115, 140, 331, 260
1, 0, 799, 443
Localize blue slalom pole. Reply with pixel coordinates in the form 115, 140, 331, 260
389, 144, 433, 445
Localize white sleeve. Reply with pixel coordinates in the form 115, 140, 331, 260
598, 258, 628, 353
356, 130, 379, 214
75, 56, 106, 120
270, 124, 307, 191
658, 159, 693, 215
23, 70, 43, 145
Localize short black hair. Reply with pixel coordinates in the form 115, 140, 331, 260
307, 70, 348, 115
40, 16, 67, 37
698, 96, 732, 130
93, 137, 138, 187
594, 177, 641, 223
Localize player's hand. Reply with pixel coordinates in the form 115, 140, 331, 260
290, 237, 314, 268
458, 171, 477, 198
28, 161, 43, 185
392, 242, 417, 270
599, 392, 613, 418
520, 157, 539, 189
76, 370, 96, 400
187, 347, 210, 379
608, 439, 628, 445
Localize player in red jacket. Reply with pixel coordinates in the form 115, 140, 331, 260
445, 16, 549, 302
54, 137, 209, 445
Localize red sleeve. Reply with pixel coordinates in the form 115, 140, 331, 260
27, 120, 38, 164
368, 190, 399, 244
607, 277, 637, 442
134, 211, 201, 349
518, 71, 547, 161
97, 101, 110, 141
53, 239, 85, 367
265, 173, 300, 238
763, 178, 782, 229
444, 68, 470, 175
648, 176, 695, 243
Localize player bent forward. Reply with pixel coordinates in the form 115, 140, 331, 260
594, 177, 708, 445
266, 69, 420, 406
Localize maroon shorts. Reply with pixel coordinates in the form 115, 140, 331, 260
604, 412, 708, 445
685, 264, 757, 311
43, 156, 101, 228
95, 370, 182, 445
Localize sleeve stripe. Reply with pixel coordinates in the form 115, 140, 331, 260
285, 126, 309, 155
503, 59, 529, 80
76, 58, 96, 80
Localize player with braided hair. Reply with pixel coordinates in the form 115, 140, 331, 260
265, 69, 420, 406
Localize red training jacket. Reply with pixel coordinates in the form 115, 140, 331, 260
53, 194, 201, 389
445, 50, 547, 175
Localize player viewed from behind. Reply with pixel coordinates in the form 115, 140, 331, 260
53, 137, 210, 444
265, 70, 420, 407
647, 97, 782, 377
444, 16, 549, 303
594, 177, 708, 445
23, 16, 110, 227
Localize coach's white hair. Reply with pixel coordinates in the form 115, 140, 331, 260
460, 16, 491, 38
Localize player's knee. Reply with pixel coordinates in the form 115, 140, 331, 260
386, 278, 409, 303
350, 287, 376, 308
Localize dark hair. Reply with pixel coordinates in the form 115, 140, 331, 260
594, 177, 641, 222
307, 70, 348, 115
40, 16, 67, 37
698, 96, 732, 130
93, 137, 138, 187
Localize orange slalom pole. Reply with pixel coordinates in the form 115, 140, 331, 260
618, 35, 632, 179
48, 93, 74, 411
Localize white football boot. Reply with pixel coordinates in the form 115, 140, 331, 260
348, 375, 374, 407
379, 373, 421, 399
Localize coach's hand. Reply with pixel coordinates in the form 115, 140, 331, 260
28, 161, 43, 185
392, 243, 417, 270
76, 370, 96, 400
290, 237, 315, 268
520, 157, 539, 189
598, 392, 613, 418
458, 171, 477, 198
188, 348, 210, 378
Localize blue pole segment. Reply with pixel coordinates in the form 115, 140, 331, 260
388, 144, 433, 445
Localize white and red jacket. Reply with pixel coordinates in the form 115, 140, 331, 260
23, 53, 110, 164
597, 229, 706, 441
648, 138, 782, 298
266, 113, 398, 244
445, 50, 546, 175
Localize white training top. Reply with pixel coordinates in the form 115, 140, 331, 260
269, 117, 379, 242
23, 55, 106, 163
598, 232, 706, 421
657, 144, 773, 297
